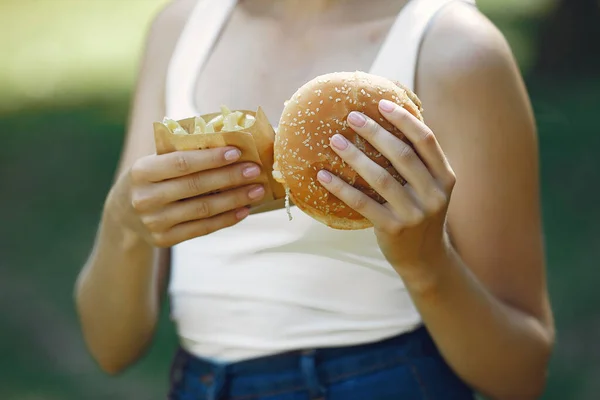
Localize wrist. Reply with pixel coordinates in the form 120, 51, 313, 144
104, 173, 148, 243
394, 238, 456, 296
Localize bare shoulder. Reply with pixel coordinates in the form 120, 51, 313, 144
417, 2, 520, 90
414, 1, 537, 155
413, 4, 552, 327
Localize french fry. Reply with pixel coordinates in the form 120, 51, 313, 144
154, 106, 287, 209
164, 105, 257, 135
162, 117, 187, 135
193, 116, 207, 135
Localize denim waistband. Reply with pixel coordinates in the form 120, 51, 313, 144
179, 325, 435, 378
168, 325, 455, 400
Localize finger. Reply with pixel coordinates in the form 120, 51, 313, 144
328, 133, 421, 219
144, 184, 265, 231
131, 146, 242, 183
378, 100, 455, 189
151, 207, 250, 248
316, 169, 395, 227
346, 111, 436, 198
154, 162, 262, 206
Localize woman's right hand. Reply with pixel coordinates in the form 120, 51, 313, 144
115, 146, 265, 247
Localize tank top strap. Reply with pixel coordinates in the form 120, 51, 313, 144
166, 0, 237, 119
368, 0, 477, 91
165, 0, 477, 118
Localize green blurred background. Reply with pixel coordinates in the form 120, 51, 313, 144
1, 0, 598, 399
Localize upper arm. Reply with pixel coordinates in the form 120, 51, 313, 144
116, 0, 197, 283
415, 4, 553, 329
116, 0, 196, 177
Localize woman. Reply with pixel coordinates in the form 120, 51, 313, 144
74, 0, 555, 399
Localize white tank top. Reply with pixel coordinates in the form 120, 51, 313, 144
166, 0, 476, 362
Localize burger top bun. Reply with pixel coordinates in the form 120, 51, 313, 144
273, 71, 424, 230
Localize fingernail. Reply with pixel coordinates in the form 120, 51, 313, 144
242, 165, 261, 178
331, 134, 348, 150
379, 99, 396, 113
236, 208, 250, 220
348, 111, 367, 127
224, 148, 241, 161
248, 185, 265, 200
317, 170, 332, 183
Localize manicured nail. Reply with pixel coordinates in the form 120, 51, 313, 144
317, 170, 332, 183
248, 185, 265, 200
236, 208, 250, 220
348, 111, 367, 127
330, 134, 348, 150
243, 165, 260, 178
224, 148, 241, 161
379, 99, 396, 113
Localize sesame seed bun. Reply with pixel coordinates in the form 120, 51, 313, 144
273, 71, 424, 230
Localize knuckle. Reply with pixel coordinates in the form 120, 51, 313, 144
385, 221, 405, 235
435, 188, 449, 206
191, 222, 212, 238
209, 148, 223, 166
131, 192, 151, 212
151, 232, 171, 248
349, 194, 368, 211
374, 170, 393, 188
174, 154, 190, 173
407, 209, 426, 226
425, 187, 448, 213
418, 128, 436, 145
345, 149, 362, 166
329, 175, 345, 191
219, 165, 237, 187
142, 214, 164, 233
186, 173, 204, 195
194, 200, 211, 219
129, 161, 146, 183
445, 169, 457, 190
395, 108, 412, 124
224, 188, 246, 209
395, 143, 415, 162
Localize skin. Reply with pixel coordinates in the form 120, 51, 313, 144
317, 5, 555, 399
74, 0, 554, 398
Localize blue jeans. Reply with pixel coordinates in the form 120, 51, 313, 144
168, 326, 475, 400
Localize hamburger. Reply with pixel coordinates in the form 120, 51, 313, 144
273, 71, 424, 230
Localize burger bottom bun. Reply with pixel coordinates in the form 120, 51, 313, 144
290, 190, 373, 230
274, 71, 424, 230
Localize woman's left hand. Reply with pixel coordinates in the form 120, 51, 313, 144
317, 99, 457, 274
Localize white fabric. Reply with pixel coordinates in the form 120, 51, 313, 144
165, 0, 476, 362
